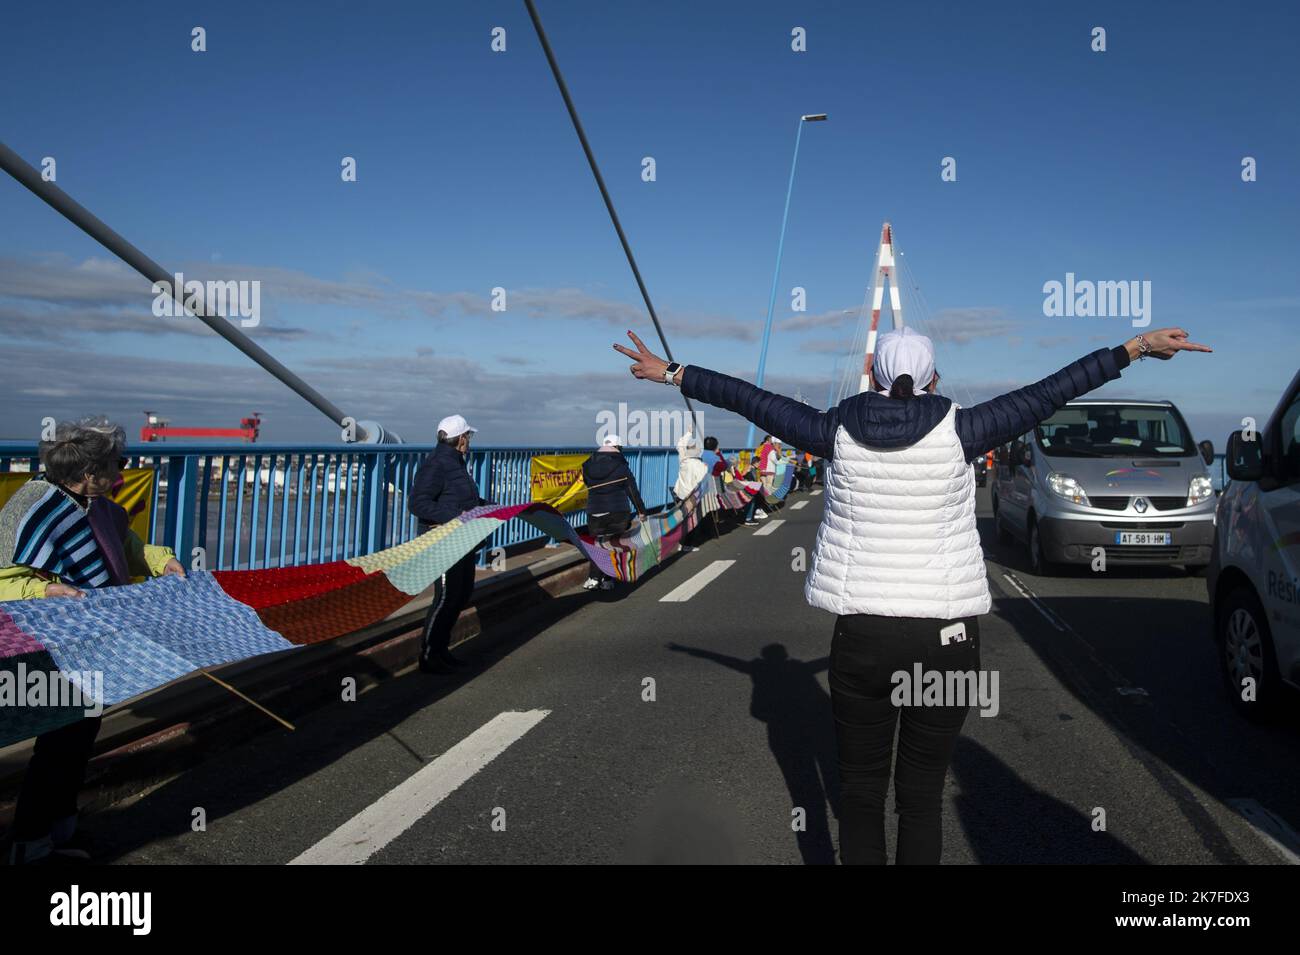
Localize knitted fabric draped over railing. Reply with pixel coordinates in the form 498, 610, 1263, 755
0, 463, 797, 747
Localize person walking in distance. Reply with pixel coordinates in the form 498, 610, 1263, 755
410, 414, 486, 673
613, 326, 1210, 864
581, 435, 647, 590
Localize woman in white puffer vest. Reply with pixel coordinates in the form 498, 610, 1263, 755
615, 326, 1210, 864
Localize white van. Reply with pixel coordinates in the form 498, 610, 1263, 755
991, 399, 1216, 574
1208, 369, 1300, 719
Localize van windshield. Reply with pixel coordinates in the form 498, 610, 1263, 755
1035, 405, 1196, 458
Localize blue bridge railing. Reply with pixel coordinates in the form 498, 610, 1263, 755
0, 442, 1226, 573
0, 443, 718, 572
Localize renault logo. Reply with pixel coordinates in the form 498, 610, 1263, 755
1134, 497, 1149, 513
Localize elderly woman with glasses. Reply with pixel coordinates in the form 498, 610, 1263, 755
0, 416, 185, 864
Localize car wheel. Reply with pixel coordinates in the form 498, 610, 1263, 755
1217, 586, 1282, 722
1028, 518, 1055, 576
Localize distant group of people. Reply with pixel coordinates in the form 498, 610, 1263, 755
576, 428, 824, 592
402, 415, 825, 671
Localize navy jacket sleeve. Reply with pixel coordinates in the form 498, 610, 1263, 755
955, 346, 1130, 461
409, 455, 445, 524
679, 366, 840, 460
622, 460, 647, 514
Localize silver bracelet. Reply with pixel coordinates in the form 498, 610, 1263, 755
1135, 335, 1150, 360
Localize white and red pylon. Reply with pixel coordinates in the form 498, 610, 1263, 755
858, 221, 904, 393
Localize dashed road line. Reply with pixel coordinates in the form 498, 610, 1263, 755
753, 519, 785, 537
290, 709, 550, 865
1000, 571, 1068, 632
659, 559, 735, 602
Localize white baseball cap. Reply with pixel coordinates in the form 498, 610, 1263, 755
873, 327, 936, 394
437, 414, 477, 439
602, 435, 623, 447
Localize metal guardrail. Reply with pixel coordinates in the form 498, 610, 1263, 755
0, 443, 731, 571
0, 441, 1223, 571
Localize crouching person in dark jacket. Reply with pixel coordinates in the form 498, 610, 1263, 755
581, 435, 647, 591
410, 414, 485, 673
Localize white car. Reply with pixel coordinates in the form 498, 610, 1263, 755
1208, 369, 1300, 720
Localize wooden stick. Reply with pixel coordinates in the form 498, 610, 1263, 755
201, 671, 295, 731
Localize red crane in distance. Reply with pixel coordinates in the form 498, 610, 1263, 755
140, 411, 261, 443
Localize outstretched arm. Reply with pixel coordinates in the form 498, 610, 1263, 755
666, 641, 753, 674
613, 331, 840, 459
955, 329, 1211, 461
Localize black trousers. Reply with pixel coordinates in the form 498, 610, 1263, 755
419, 550, 478, 662
12, 715, 103, 842
586, 512, 631, 580
829, 613, 980, 865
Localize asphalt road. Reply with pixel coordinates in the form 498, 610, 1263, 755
93, 486, 1300, 865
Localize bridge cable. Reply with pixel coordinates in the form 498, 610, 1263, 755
0, 140, 356, 432
522, 0, 698, 428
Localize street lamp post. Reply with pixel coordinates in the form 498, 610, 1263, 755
746, 113, 827, 450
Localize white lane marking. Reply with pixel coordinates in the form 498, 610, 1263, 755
290, 709, 550, 865
1226, 799, 1300, 864
791, 500, 808, 510
659, 559, 735, 602
1000, 572, 1067, 632
811, 489, 822, 496
753, 519, 785, 537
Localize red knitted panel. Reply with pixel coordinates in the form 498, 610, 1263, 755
213, 561, 369, 611
257, 572, 412, 645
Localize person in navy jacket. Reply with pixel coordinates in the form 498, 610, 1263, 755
614, 327, 1209, 865
410, 414, 487, 673
581, 435, 647, 590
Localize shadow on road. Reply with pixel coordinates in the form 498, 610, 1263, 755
951, 737, 1147, 863
668, 641, 840, 865
976, 508, 1300, 862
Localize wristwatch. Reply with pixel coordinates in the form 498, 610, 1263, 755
664, 362, 683, 385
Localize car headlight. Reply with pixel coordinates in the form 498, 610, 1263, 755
1187, 474, 1213, 506
1047, 471, 1090, 506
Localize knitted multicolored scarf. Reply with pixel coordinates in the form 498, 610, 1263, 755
0, 464, 801, 747
0, 479, 130, 590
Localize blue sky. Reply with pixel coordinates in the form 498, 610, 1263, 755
1, 0, 1297, 448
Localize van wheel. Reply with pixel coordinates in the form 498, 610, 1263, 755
1028, 518, 1055, 576
1217, 587, 1282, 722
